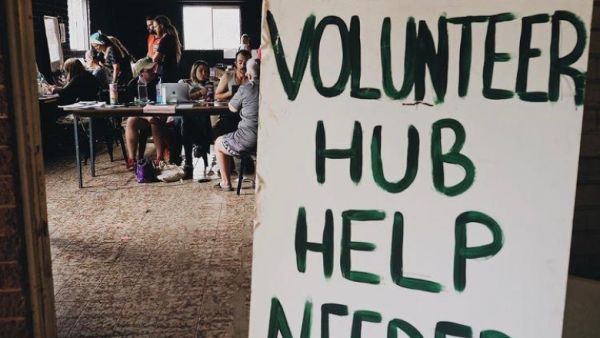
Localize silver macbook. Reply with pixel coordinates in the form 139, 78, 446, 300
161, 83, 190, 103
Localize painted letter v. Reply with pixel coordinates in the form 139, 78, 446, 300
266, 10, 316, 101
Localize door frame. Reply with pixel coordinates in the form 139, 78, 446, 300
4, 0, 56, 337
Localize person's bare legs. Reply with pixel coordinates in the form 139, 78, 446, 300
215, 136, 232, 187
125, 117, 149, 160
148, 118, 164, 161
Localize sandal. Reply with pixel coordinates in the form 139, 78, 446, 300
126, 158, 136, 171
213, 182, 233, 191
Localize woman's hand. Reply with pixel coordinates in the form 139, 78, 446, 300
189, 87, 207, 100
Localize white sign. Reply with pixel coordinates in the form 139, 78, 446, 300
250, 0, 594, 337
44, 16, 63, 72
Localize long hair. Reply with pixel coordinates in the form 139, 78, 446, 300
107, 35, 135, 62
154, 15, 182, 62
86, 49, 104, 64
189, 60, 209, 83
63, 58, 87, 83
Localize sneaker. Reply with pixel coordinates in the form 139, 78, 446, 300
154, 159, 168, 170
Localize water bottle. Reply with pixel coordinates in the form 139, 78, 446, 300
137, 79, 148, 103
155, 76, 163, 104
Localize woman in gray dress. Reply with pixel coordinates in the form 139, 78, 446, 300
214, 58, 259, 190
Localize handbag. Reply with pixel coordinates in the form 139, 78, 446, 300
135, 158, 156, 183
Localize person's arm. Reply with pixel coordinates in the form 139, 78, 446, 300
112, 63, 120, 84
152, 51, 163, 63
153, 34, 171, 63
56, 77, 79, 105
125, 78, 138, 102
228, 86, 243, 113
215, 72, 232, 101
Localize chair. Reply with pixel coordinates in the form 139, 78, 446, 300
58, 115, 126, 164
236, 152, 256, 195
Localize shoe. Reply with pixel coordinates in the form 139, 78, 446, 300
154, 159, 168, 170
213, 182, 233, 191
126, 158, 136, 171
196, 167, 213, 183
182, 165, 193, 180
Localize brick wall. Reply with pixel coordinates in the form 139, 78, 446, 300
0, 3, 33, 337
571, 1, 600, 280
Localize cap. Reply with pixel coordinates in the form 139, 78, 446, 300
133, 57, 155, 77
90, 31, 108, 45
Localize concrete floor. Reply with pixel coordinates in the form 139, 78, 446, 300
44, 148, 600, 338
46, 151, 254, 337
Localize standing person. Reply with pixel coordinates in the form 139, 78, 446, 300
171, 60, 214, 179
214, 58, 260, 190
146, 16, 157, 58
238, 33, 251, 52
85, 49, 110, 89
90, 31, 134, 85
151, 15, 182, 83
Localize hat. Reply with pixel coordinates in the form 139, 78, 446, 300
89, 31, 108, 45
133, 57, 155, 77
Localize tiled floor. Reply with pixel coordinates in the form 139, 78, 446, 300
46, 151, 254, 337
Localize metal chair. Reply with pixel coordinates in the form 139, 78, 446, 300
236, 152, 256, 195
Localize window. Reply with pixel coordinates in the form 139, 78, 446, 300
67, 0, 90, 51
183, 6, 241, 50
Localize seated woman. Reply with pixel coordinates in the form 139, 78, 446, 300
124, 58, 165, 169
214, 59, 259, 190
85, 49, 110, 89
213, 50, 251, 137
171, 60, 214, 179
51, 58, 101, 105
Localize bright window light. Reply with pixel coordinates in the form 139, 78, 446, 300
183, 6, 241, 50
67, 0, 90, 51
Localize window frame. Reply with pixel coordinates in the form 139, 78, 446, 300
182, 5, 242, 51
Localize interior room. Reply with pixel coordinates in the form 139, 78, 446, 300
34, 0, 262, 336
0, 0, 599, 337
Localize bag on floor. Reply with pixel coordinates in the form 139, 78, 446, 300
136, 158, 156, 183
156, 163, 185, 183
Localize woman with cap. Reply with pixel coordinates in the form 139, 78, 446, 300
151, 16, 182, 83
124, 57, 165, 170
90, 31, 134, 85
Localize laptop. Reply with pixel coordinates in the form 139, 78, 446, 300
161, 83, 191, 103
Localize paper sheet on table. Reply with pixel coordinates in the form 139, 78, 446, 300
143, 104, 176, 114
59, 102, 105, 109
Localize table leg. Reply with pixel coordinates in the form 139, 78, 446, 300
73, 115, 83, 188
89, 117, 95, 177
